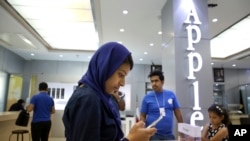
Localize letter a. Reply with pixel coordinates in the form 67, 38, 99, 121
234, 129, 241, 136
184, 3, 201, 24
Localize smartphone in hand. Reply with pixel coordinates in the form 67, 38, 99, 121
146, 115, 163, 128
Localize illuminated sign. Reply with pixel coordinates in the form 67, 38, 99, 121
184, 2, 204, 126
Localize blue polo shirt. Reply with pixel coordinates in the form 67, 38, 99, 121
140, 89, 180, 135
30, 92, 54, 123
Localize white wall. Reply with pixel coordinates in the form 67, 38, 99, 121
0, 45, 25, 74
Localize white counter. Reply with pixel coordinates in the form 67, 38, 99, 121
0, 111, 19, 121
0, 111, 31, 141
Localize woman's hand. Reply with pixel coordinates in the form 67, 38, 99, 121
125, 121, 157, 141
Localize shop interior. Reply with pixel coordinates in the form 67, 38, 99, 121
1, 0, 250, 141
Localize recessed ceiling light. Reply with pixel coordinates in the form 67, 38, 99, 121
232, 64, 236, 67
158, 31, 162, 35
87, 56, 91, 59
139, 58, 143, 61
212, 18, 218, 22
59, 54, 63, 57
120, 29, 125, 32
30, 53, 35, 56
17, 34, 34, 47
211, 62, 214, 65
123, 10, 128, 15
149, 43, 154, 46
144, 52, 148, 55
118, 41, 123, 44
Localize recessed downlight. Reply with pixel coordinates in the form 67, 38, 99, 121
212, 18, 218, 22
123, 10, 128, 15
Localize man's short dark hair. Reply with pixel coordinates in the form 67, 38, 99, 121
17, 99, 25, 104
39, 82, 48, 91
148, 70, 164, 81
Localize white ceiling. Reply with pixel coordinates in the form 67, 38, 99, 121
0, 0, 250, 69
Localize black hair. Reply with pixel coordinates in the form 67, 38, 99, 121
39, 82, 48, 91
123, 54, 134, 70
208, 104, 231, 127
17, 99, 25, 104
148, 70, 164, 81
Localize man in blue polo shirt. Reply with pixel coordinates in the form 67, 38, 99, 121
140, 70, 183, 140
26, 82, 55, 141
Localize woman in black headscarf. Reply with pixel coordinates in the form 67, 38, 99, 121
63, 42, 156, 141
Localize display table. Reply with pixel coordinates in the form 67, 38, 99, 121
0, 111, 31, 141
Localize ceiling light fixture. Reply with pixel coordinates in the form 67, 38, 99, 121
120, 29, 125, 32
8, 0, 99, 51
123, 10, 128, 15
211, 15, 250, 58
16, 34, 34, 46
212, 18, 218, 22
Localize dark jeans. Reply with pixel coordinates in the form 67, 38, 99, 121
150, 134, 175, 141
31, 121, 51, 141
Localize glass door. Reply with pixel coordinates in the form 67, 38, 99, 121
213, 84, 224, 106
239, 84, 250, 114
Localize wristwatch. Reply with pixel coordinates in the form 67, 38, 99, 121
121, 138, 129, 141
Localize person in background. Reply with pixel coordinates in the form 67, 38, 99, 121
26, 82, 55, 141
62, 42, 156, 141
9, 99, 25, 111
201, 104, 230, 141
140, 70, 183, 140
112, 90, 126, 111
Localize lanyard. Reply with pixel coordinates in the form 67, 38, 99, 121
154, 91, 165, 109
